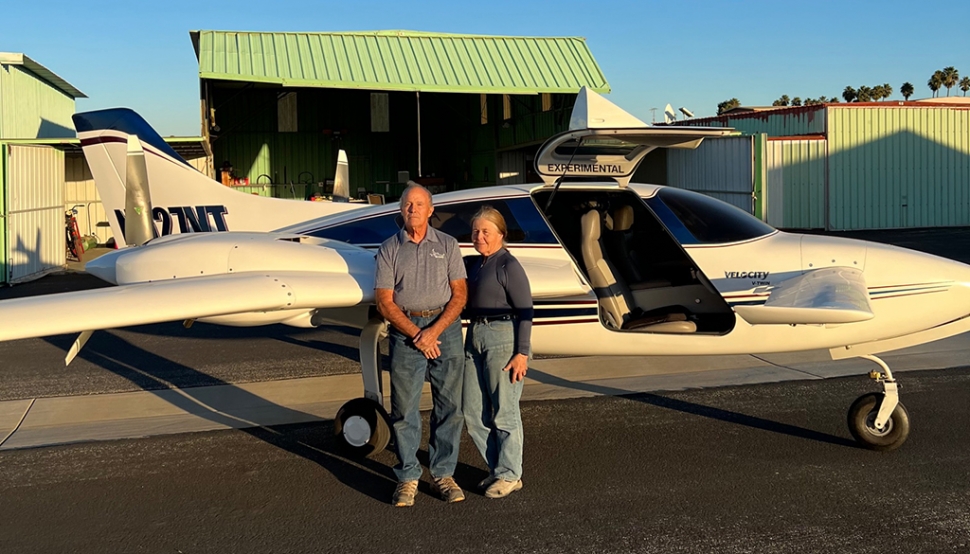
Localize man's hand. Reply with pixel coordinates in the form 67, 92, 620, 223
413, 329, 442, 359
503, 353, 529, 383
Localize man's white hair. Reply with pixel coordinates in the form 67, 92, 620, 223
400, 181, 433, 208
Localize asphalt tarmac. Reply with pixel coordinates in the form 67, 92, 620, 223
1, 367, 969, 554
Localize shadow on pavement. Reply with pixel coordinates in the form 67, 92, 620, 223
44, 332, 401, 503
527, 368, 859, 449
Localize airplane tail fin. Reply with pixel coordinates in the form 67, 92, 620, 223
72, 108, 364, 246
333, 149, 350, 201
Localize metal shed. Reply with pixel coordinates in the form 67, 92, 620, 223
191, 30, 610, 198
0, 53, 85, 283
672, 101, 970, 230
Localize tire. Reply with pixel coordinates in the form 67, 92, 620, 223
334, 398, 391, 457
847, 392, 910, 452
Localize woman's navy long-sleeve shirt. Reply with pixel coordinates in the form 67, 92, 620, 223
464, 248, 533, 356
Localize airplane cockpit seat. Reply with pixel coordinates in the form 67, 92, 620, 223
604, 205, 670, 291
580, 208, 696, 334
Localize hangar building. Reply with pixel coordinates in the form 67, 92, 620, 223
190, 30, 610, 200
667, 100, 970, 231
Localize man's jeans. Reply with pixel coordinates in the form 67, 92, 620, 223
388, 316, 464, 483
462, 319, 524, 481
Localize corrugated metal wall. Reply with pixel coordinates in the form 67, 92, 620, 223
678, 105, 827, 137
765, 138, 827, 229
666, 136, 755, 213
828, 106, 970, 230
0, 64, 76, 139
4, 144, 64, 283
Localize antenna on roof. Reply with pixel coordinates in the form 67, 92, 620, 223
679, 107, 694, 118
663, 104, 677, 124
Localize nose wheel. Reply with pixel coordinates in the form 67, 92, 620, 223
334, 397, 391, 457
847, 354, 910, 451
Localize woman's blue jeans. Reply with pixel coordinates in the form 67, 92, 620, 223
387, 317, 464, 483
463, 319, 524, 481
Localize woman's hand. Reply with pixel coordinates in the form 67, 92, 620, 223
503, 353, 529, 383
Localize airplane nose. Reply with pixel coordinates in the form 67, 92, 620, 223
84, 249, 122, 284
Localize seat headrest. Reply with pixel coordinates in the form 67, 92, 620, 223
610, 205, 634, 231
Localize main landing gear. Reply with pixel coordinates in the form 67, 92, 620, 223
334, 317, 392, 457
847, 354, 910, 451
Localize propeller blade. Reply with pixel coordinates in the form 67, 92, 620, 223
332, 149, 350, 201
124, 135, 155, 246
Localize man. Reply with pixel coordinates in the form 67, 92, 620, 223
375, 183, 468, 507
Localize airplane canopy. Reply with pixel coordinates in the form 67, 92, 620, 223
536, 88, 736, 187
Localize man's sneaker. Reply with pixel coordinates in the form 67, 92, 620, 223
485, 479, 523, 499
392, 480, 419, 507
432, 476, 466, 503
478, 476, 497, 491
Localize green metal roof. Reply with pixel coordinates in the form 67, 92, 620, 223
0, 53, 86, 98
191, 30, 610, 94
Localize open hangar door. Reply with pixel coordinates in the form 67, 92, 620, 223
1, 143, 65, 284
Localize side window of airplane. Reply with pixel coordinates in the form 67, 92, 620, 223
648, 188, 775, 244
308, 213, 402, 245
430, 198, 557, 244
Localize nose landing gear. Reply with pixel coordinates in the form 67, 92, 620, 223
335, 317, 391, 457
847, 354, 910, 451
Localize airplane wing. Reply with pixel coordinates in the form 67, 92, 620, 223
0, 271, 374, 342
733, 267, 873, 325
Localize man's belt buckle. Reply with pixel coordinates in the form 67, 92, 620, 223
406, 307, 443, 317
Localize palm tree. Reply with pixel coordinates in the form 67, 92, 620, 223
716, 98, 741, 115
843, 86, 857, 102
871, 85, 886, 101
961, 77, 970, 96
882, 83, 893, 100
901, 82, 914, 100
772, 95, 790, 107
857, 86, 873, 102
928, 71, 944, 98
942, 67, 959, 96
791, 97, 802, 106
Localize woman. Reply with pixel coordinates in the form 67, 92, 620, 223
463, 206, 533, 499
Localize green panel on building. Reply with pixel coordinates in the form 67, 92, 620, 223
0, 53, 86, 140
828, 105, 970, 230
0, 143, 6, 282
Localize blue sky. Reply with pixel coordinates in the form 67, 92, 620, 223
4, 0, 969, 136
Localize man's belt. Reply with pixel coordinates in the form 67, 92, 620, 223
470, 314, 513, 324
404, 306, 444, 317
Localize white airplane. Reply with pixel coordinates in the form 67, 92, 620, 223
3, 89, 969, 455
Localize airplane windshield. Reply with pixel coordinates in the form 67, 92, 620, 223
648, 188, 775, 245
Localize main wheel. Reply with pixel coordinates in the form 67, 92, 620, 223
847, 392, 910, 452
334, 398, 391, 457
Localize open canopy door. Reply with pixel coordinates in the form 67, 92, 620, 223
535, 88, 736, 187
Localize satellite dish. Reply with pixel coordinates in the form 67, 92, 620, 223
679, 107, 694, 118
663, 103, 677, 124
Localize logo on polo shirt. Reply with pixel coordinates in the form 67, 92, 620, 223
430, 248, 445, 259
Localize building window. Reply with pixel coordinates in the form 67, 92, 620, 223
503, 94, 512, 120
542, 93, 552, 112
371, 93, 390, 132
278, 92, 298, 133
480, 94, 488, 125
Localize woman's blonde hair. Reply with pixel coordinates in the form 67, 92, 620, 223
471, 205, 508, 244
